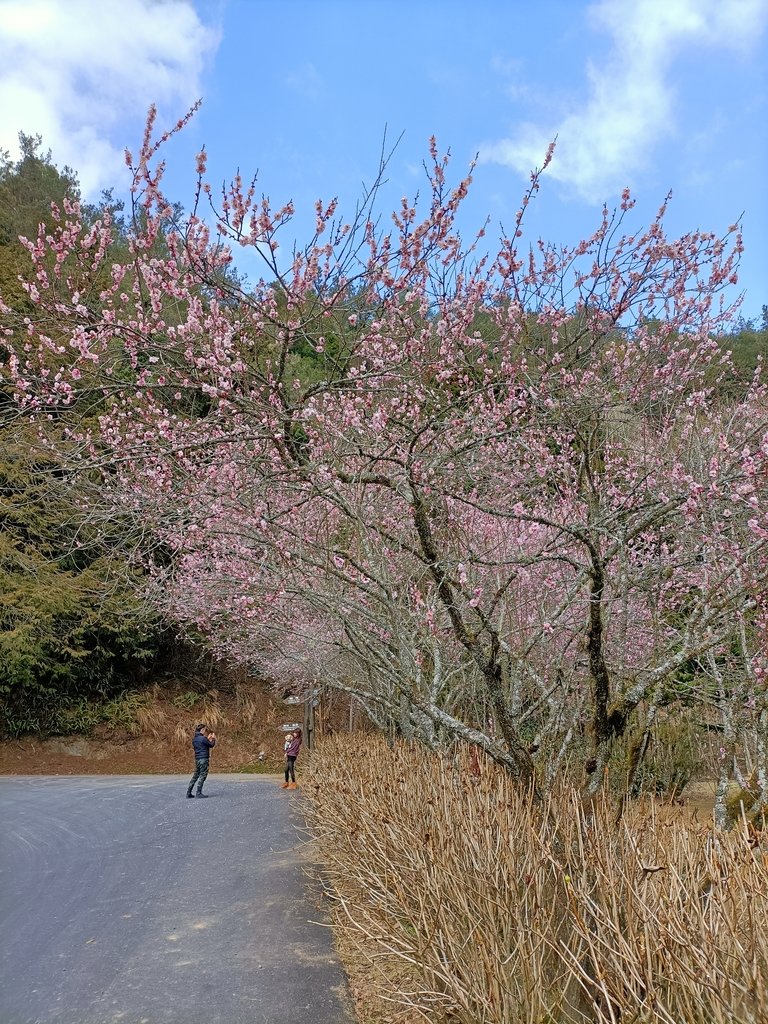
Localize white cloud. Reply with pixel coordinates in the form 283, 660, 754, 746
0, 0, 220, 195
481, 0, 768, 201
284, 63, 324, 101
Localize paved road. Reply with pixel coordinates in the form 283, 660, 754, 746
0, 775, 354, 1024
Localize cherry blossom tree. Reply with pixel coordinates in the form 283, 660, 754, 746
2, 106, 766, 804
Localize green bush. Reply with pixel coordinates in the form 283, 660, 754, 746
2, 690, 158, 739
172, 691, 201, 710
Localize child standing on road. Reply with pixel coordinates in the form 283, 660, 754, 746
282, 728, 302, 790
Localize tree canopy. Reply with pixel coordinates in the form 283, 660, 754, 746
1, 110, 766, 822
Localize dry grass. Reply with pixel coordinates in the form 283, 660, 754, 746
235, 686, 260, 727
199, 691, 228, 731
0, 679, 291, 775
171, 721, 190, 751
132, 701, 168, 738
304, 737, 768, 1024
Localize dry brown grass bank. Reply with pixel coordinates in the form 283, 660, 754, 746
304, 737, 768, 1024
0, 680, 289, 774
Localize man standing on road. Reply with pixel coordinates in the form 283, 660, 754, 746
187, 723, 216, 798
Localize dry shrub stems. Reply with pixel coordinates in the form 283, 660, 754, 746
305, 737, 768, 1024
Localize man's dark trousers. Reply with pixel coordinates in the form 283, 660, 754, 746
187, 758, 209, 796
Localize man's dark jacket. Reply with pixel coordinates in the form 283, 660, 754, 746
192, 731, 216, 760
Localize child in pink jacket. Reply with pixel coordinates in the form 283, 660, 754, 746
282, 728, 303, 789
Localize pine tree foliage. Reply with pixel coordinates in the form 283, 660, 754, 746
0, 138, 162, 735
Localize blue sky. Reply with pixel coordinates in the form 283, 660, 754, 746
1, 0, 766, 321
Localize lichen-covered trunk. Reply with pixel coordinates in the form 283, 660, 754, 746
584, 556, 613, 799
755, 705, 767, 820
411, 480, 538, 795
483, 657, 538, 793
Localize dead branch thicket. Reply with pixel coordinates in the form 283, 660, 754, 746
304, 737, 768, 1024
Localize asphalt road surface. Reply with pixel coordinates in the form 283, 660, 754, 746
0, 774, 355, 1024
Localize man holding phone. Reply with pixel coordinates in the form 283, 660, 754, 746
186, 723, 217, 798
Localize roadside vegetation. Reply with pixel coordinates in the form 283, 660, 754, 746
0, 674, 295, 775
306, 737, 768, 1024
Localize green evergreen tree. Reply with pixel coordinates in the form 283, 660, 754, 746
0, 136, 162, 736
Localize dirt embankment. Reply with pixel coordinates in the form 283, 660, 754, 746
0, 681, 293, 776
